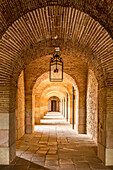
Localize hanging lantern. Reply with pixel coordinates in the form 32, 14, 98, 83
49, 53, 63, 82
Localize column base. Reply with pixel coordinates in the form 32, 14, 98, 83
105, 148, 113, 166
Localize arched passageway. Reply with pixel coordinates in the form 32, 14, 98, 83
0, 3, 113, 168
48, 96, 60, 112
32, 71, 78, 129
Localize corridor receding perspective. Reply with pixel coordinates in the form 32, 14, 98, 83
0, 0, 113, 170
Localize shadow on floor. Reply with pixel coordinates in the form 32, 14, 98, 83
0, 156, 50, 170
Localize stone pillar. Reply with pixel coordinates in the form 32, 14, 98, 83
0, 85, 16, 164
64, 97, 65, 117
62, 99, 63, 115
87, 69, 98, 143
70, 95, 73, 124
105, 87, 113, 166
78, 90, 86, 134
78, 66, 87, 134
15, 71, 25, 140
66, 93, 68, 122
98, 87, 106, 164
60, 100, 62, 113
35, 95, 41, 124
25, 93, 34, 133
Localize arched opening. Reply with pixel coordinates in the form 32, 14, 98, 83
32, 71, 79, 129
0, 5, 113, 167
48, 96, 60, 112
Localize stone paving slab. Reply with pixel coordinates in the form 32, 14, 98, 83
1, 112, 113, 170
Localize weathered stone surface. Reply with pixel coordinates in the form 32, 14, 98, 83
15, 71, 25, 140
0, 1, 113, 167
0, 130, 9, 146
105, 148, 113, 166
87, 69, 98, 143
0, 113, 9, 129
0, 147, 9, 164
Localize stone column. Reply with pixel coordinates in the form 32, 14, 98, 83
98, 87, 106, 164
105, 87, 113, 166
0, 85, 16, 164
66, 93, 68, 122
70, 95, 73, 124
35, 95, 41, 124
25, 92, 34, 133
64, 97, 65, 117
62, 99, 63, 115
78, 89, 86, 134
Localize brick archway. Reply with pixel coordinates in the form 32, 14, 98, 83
32, 71, 79, 132
0, 6, 113, 165
0, 1, 113, 39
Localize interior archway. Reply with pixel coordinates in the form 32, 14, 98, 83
0, 5, 113, 167
48, 96, 60, 112
32, 71, 78, 130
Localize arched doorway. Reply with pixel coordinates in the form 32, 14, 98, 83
51, 100, 56, 111
48, 96, 60, 112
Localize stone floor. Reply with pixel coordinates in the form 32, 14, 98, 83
1, 112, 113, 170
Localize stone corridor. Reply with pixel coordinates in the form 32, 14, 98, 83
1, 112, 113, 170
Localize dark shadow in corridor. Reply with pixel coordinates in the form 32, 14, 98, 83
0, 156, 50, 170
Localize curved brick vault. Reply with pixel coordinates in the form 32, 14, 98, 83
24, 55, 86, 134
33, 72, 78, 95
32, 71, 79, 132
0, 3, 113, 166
0, 6, 113, 87
0, 0, 113, 38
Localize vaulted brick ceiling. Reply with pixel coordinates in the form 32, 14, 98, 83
0, 0, 113, 38
33, 72, 78, 97
0, 3, 113, 86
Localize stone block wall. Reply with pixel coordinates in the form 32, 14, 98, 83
24, 55, 88, 134
87, 69, 98, 143
98, 87, 106, 163
0, 86, 10, 164
15, 71, 25, 140
35, 95, 48, 124
0, 3, 113, 166
105, 87, 113, 165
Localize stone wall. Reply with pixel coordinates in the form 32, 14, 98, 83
0, 3, 113, 166
105, 87, 113, 165
15, 71, 25, 140
87, 69, 98, 143
35, 95, 48, 124
25, 55, 88, 134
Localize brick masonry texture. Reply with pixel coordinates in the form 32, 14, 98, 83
0, 1, 113, 166
24, 55, 87, 133
0, 0, 113, 39
0, 6, 112, 87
